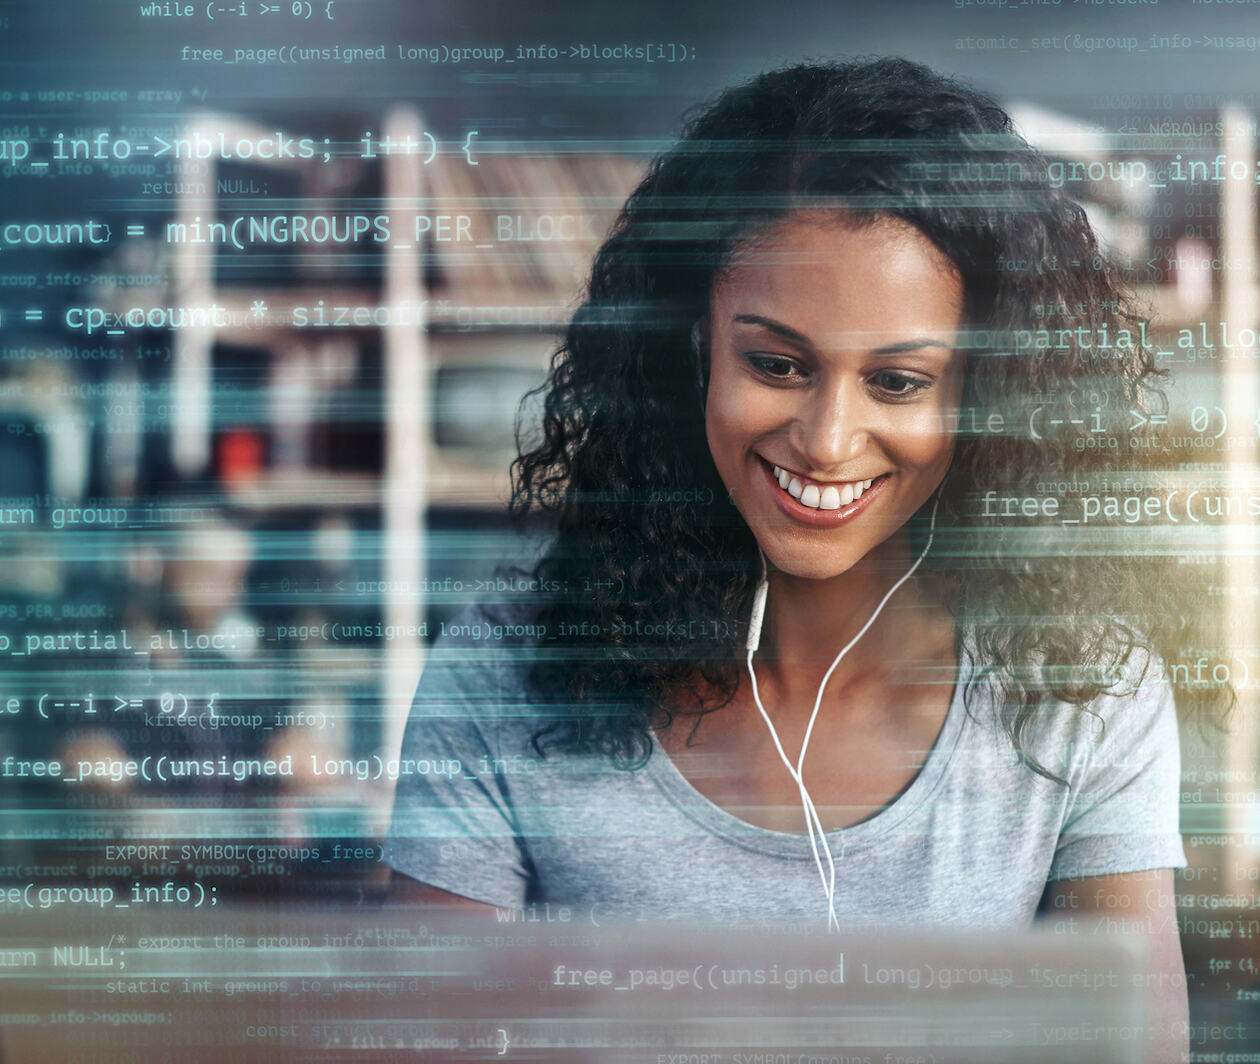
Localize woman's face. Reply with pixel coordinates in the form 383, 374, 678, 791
704, 213, 967, 582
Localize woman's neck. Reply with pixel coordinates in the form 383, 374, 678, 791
754, 532, 953, 713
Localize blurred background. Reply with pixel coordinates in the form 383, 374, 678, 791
4, 0, 1260, 1057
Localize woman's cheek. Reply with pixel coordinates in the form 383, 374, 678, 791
706, 379, 760, 446
888, 404, 955, 457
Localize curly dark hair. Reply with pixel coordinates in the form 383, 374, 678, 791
507, 56, 1234, 779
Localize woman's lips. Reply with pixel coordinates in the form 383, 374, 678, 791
759, 457, 889, 527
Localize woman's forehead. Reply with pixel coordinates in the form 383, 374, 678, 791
710, 215, 966, 348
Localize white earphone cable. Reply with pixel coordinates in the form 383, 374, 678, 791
744, 486, 944, 930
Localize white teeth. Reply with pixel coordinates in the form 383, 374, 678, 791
770, 460, 880, 509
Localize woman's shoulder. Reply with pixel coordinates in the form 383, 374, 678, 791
959, 623, 1172, 707
416, 595, 544, 694
1076, 642, 1178, 752
957, 627, 1177, 774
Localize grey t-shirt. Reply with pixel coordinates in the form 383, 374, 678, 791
382, 600, 1186, 927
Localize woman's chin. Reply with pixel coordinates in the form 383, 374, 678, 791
755, 543, 860, 583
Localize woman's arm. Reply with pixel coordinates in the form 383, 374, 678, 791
1042, 869, 1188, 1064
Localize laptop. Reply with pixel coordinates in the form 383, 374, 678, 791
0, 903, 1147, 1063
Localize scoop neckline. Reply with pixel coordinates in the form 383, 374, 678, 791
644, 631, 976, 859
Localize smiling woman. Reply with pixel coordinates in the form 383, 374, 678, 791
383, 56, 1230, 1060
703, 215, 966, 576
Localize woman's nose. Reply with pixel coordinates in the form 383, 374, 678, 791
790, 381, 869, 471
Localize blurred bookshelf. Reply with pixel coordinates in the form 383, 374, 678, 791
128, 110, 646, 838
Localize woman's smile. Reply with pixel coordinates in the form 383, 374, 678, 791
757, 454, 892, 527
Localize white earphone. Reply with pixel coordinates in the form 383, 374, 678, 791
744, 485, 945, 931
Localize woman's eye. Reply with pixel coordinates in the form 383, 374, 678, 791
747, 354, 801, 380
871, 371, 930, 397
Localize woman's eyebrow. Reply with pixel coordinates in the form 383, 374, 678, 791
872, 339, 954, 355
732, 314, 952, 356
732, 313, 813, 347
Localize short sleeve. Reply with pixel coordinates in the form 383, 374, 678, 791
1047, 648, 1187, 881
381, 610, 533, 908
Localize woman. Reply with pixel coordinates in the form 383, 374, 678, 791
384, 56, 1229, 1054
